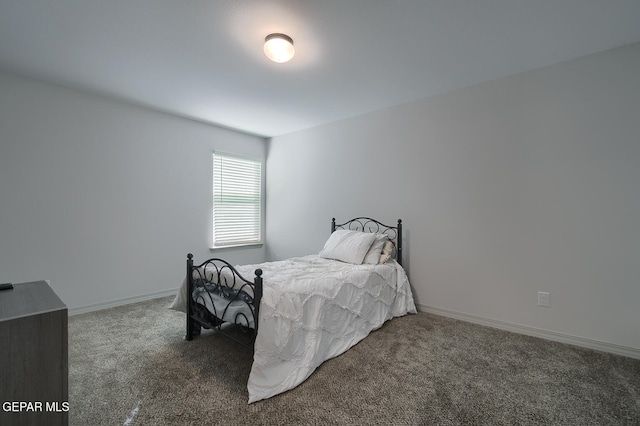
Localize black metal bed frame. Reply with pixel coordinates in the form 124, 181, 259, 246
184, 217, 402, 348
184, 254, 263, 348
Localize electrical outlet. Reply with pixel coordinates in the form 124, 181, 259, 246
538, 292, 550, 307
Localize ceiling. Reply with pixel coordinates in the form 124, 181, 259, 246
1, 1, 640, 138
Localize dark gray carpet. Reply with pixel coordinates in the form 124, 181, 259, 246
68, 296, 640, 425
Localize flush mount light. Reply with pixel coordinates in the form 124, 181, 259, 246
264, 33, 295, 63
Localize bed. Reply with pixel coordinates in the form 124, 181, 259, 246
170, 217, 417, 403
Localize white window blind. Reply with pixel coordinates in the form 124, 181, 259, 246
213, 153, 262, 247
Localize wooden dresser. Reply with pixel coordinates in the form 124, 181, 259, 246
0, 281, 68, 426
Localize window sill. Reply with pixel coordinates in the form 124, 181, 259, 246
210, 243, 263, 252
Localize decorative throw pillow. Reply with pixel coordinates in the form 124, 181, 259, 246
363, 233, 388, 265
379, 240, 394, 264
319, 229, 376, 265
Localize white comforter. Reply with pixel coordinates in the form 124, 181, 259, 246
170, 254, 417, 403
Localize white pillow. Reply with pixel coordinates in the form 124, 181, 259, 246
363, 233, 388, 265
379, 240, 394, 264
319, 229, 376, 265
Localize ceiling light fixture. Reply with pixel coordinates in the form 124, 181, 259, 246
264, 33, 295, 63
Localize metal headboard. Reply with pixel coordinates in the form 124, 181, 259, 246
331, 217, 403, 266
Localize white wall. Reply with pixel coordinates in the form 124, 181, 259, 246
266, 43, 640, 352
0, 71, 266, 309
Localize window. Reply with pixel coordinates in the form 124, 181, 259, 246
212, 152, 262, 247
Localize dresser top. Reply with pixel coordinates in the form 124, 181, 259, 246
0, 281, 67, 321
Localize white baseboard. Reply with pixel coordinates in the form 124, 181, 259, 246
417, 303, 640, 360
69, 289, 177, 316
